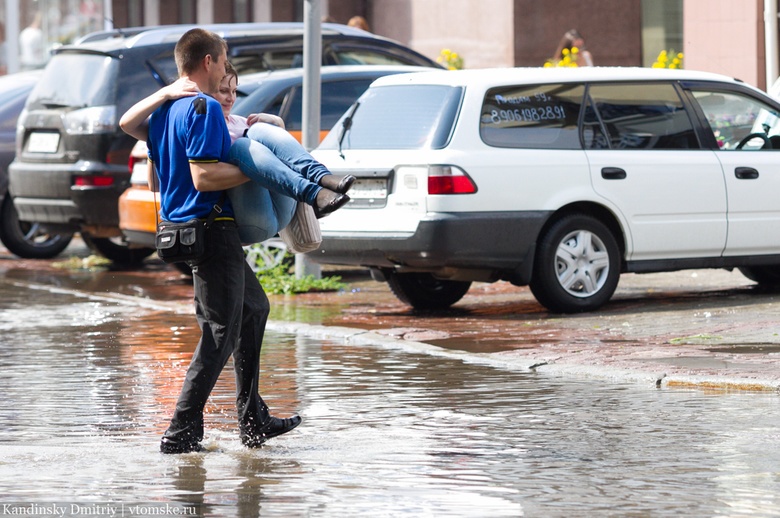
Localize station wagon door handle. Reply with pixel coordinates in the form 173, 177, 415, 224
735, 167, 759, 179
601, 167, 627, 180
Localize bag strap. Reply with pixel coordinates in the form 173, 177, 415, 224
204, 192, 226, 227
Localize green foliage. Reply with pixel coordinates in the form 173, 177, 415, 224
52, 255, 112, 271
254, 261, 347, 295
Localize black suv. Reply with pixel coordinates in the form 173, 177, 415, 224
9, 22, 439, 264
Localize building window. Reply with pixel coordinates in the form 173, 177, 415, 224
179, 0, 196, 24
641, 0, 683, 67
233, 0, 251, 22
127, 0, 145, 27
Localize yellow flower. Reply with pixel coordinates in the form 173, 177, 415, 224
438, 48, 464, 70
651, 49, 683, 69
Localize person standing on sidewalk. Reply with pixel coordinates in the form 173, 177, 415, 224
147, 28, 301, 454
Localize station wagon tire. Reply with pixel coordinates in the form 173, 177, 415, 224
0, 196, 73, 259
387, 272, 471, 310
738, 266, 780, 285
81, 233, 155, 266
530, 214, 620, 313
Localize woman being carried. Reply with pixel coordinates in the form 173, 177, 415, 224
120, 62, 354, 242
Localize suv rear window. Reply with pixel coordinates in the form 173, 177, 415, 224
28, 53, 118, 108
480, 83, 585, 149
320, 85, 463, 150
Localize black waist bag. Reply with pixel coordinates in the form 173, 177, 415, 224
156, 219, 206, 263
155, 195, 224, 263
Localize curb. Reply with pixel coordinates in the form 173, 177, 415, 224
267, 321, 780, 393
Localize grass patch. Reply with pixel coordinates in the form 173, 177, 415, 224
254, 261, 347, 295
52, 255, 112, 271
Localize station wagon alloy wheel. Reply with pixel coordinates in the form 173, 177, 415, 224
556, 229, 610, 298
530, 214, 620, 313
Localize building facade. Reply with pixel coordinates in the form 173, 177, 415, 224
0, 0, 776, 90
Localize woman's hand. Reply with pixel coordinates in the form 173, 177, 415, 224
161, 77, 200, 100
247, 113, 286, 129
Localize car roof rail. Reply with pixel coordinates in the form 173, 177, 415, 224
74, 22, 368, 49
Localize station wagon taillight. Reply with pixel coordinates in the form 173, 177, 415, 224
427, 165, 477, 195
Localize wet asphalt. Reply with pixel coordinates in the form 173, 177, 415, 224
1, 237, 779, 392
2, 239, 780, 516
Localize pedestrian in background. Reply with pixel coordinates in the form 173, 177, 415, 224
553, 29, 593, 67
135, 28, 302, 454
347, 15, 370, 32
19, 11, 44, 70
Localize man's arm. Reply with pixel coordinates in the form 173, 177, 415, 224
190, 161, 250, 192
120, 77, 199, 141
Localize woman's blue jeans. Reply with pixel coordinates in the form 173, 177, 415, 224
228, 123, 332, 243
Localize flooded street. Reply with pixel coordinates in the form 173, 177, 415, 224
1, 272, 780, 516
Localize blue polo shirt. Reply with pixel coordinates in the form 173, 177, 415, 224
148, 93, 234, 222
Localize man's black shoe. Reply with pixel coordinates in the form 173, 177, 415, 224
160, 437, 204, 454
241, 415, 302, 448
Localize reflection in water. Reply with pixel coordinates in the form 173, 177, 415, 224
0, 282, 779, 516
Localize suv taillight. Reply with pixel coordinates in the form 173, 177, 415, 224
74, 175, 114, 187
427, 165, 477, 195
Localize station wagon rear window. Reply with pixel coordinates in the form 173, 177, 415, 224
320, 85, 463, 150
480, 83, 585, 149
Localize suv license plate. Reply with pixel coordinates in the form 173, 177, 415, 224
27, 132, 60, 153
350, 178, 387, 199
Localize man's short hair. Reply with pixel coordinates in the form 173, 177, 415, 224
174, 28, 228, 76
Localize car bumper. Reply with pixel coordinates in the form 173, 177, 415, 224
314, 211, 551, 279
9, 161, 128, 229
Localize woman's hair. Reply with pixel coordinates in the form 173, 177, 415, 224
174, 28, 228, 76
554, 29, 584, 60
224, 61, 238, 83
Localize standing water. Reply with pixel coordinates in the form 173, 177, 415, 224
0, 280, 779, 517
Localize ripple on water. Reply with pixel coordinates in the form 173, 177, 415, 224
0, 286, 779, 516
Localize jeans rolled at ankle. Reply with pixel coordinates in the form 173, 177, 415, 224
246, 122, 332, 187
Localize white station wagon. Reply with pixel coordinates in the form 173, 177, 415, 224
310, 67, 780, 313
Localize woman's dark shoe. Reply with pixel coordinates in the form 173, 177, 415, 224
314, 189, 350, 219
241, 415, 303, 448
320, 174, 356, 194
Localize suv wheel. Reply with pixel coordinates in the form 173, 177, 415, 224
738, 266, 780, 285
0, 197, 73, 259
81, 234, 154, 266
530, 214, 620, 313
387, 272, 471, 310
